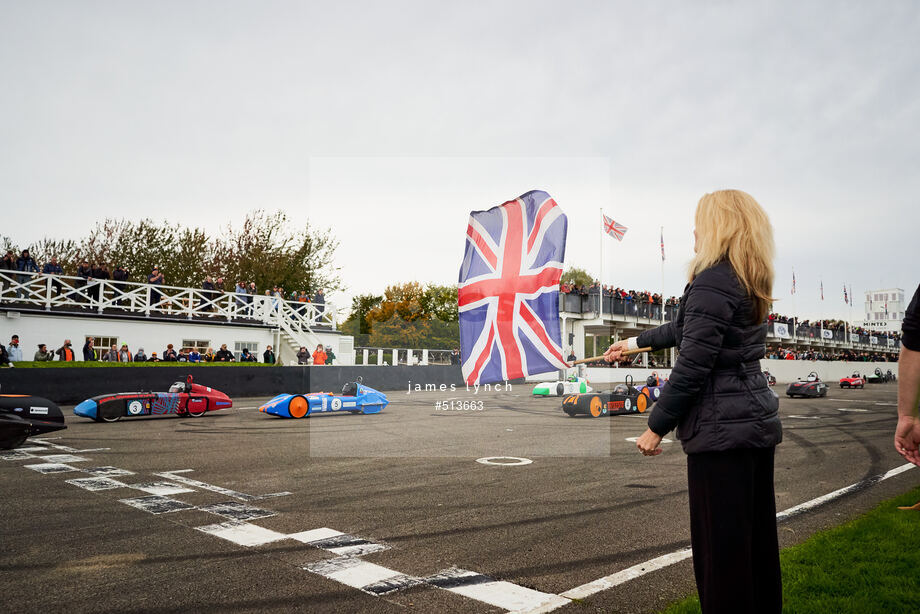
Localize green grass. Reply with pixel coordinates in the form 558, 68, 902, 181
8, 361, 271, 368
661, 485, 920, 613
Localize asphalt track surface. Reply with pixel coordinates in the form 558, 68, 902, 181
2, 382, 917, 614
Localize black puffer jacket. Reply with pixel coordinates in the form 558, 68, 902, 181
638, 261, 782, 454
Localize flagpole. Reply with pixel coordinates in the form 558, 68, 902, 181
660, 226, 665, 324
599, 208, 604, 320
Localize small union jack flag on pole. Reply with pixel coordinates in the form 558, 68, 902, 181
791, 269, 796, 295
660, 227, 666, 261
602, 214, 627, 241
820, 279, 824, 301
458, 190, 569, 385
844, 284, 849, 305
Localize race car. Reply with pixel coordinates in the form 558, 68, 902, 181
532, 373, 592, 396
839, 372, 866, 389
639, 372, 667, 403
561, 375, 651, 417
786, 372, 828, 398
763, 370, 777, 387
866, 368, 894, 384
1, 390, 67, 449
73, 375, 232, 422
259, 379, 388, 418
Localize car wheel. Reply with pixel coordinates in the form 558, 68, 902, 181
187, 399, 207, 417
100, 413, 121, 423
556, 383, 565, 396
588, 395, 607, 418
636, 393, 649, 413
288, 395, 310, 419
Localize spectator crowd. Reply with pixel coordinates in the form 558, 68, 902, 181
0, 333, 338, 367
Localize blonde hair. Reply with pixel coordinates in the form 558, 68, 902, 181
690, 190, 775, 322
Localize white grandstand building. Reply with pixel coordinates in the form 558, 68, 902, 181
858, 288, 907, 333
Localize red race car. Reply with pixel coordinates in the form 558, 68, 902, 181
73, 375, 233, 422
839, 372, 866, 389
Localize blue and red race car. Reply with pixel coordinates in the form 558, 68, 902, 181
259, 380, 388, 418
74, 376, 232, 422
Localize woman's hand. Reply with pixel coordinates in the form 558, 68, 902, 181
604, 340, 629, 363
895, 415, 920, 467
636, 428, 663, 456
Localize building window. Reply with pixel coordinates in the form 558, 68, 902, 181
182, 339, 210, 353
234, 341, 259, 361
90, 336, 118, 355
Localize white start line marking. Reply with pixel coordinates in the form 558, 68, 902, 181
836, 408, 869, 413
625, 437, 673, 444
476, 457, 533, 466
787, 415, 821, 420
153, 469, 291, 500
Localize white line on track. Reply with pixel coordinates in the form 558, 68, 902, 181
517, 462, 918, 613
836, 408, 869, 413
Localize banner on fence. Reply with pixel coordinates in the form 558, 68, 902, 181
821, 329, 834, 339
774, 323, 791, 339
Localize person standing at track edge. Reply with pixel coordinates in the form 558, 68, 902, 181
895, 283, 920, 467
605, 190, 782, 614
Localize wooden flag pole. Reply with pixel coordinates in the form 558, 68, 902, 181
570, 346, 652, 366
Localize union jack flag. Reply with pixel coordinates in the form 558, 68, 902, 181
844, 284, 848, 305
458, 190, 568, 385
660, 227, 665, 261
603, 214, 627, 241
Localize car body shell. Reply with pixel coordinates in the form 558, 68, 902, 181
259, 382, 388, 418
786, 372, 828, 398
532, 377, 591, 396
0, 394, 67, 449
73, 378, 232, 422
839, 373, 866, 389
866, 368, 894, 384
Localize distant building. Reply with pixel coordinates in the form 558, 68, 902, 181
857, 288, 906, 332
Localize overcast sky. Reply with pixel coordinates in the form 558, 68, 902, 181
2, 1, 918, 322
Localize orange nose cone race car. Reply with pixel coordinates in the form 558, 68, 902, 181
561, 375, 651, 417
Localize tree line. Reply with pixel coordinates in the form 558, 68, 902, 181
2, 210, 342, 295
341, 282, 460, 349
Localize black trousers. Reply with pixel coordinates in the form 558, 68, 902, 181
687, 447, 782, 614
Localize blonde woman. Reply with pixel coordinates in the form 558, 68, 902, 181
605, 190, 782, 613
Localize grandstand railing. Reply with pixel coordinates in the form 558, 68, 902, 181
0, 270, 336, 330
765, 321, 899, 350
559, 292, 678, 321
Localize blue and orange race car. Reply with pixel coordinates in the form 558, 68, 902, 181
259, 379, 388, 418
74, 376, 232, 422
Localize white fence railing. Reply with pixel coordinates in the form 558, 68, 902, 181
354, 347, 459, 366
0, 270, 335, 330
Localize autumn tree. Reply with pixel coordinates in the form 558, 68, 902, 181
561, 266, 594, 287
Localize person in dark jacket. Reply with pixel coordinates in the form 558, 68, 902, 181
16, 249, 39, 299
263, 345, 276, 364
896, 283, 920, 468
605, 189, 781, 614
82, 337, 97, 361
112, 265, 129, 306
214, 344, 234, 362
42, 257, 64, 295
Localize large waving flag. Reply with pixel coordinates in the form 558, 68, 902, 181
458, 190, 568, 385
